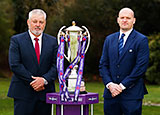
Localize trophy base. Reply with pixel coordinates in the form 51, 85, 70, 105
68, 77, 87, 94
80, 91, 87, 94
68, 91, 87, 94
68, 91, 75, 94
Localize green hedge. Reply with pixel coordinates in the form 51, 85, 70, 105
146, 33, 160, 84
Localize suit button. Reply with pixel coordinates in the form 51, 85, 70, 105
117, 65, 120, 68
117, 76, 120, 78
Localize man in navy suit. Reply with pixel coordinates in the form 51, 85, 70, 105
99, 7, 149, 115
8, 9, 58, 115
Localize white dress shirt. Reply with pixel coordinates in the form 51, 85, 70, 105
28, 30, 42, 54
119, 28, 133, 47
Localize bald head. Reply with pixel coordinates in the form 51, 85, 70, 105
119, 7, 135, 18
117, 7, 136, 32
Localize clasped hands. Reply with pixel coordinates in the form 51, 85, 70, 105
30, 76, 45, 92
108, 83, 122, 97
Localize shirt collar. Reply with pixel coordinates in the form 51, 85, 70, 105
28, 30, 43, 41
119, 28, 133, 39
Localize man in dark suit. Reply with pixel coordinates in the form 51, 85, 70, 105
8, 9, 58, 115
99, 7, 149, 115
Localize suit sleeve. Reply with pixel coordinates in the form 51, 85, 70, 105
99, 38, 112, 85
121, 37, 149, 88
42, 39, 58, 84
9, 36, 33, 82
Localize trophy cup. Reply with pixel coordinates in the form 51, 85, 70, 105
57, 21, 90, 101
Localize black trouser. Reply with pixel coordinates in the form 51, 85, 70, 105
14, 97, 51, 115
104, 98, 142, 115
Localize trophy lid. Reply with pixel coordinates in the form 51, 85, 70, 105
65, 21, 83, 31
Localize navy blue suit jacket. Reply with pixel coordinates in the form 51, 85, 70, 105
99, 29, 149, 100
8, 31, 58, 101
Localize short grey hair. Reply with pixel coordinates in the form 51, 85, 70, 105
28, 9, 47, 20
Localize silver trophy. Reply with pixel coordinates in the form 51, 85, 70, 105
57, 21, 90, 93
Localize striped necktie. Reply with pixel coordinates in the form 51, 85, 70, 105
118, 33, 125, 55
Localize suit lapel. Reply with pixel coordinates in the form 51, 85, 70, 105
39, 34, 47, 65
118, 30, 136, 63
25, 32, 40, 66
113, 32, 120, 61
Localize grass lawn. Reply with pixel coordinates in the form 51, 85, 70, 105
0, 78, 14, 115
0, 78, 160, 115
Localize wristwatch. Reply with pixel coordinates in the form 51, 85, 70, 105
43, 78, 48, 85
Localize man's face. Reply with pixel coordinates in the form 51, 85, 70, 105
117, 9, 136, 32
27, 14, 46, 36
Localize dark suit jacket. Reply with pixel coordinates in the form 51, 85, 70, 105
8, 31, 58, 101
99, 29, 149, 100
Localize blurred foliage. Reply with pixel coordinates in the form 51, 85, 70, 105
12, 0, 58, 34
50, 0, 160, 74
0, 0, 15, 71
1, 0, 160, 82
146, 33, 160, 84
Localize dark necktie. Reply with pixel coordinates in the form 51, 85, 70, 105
118, 33, 125, 55
34, 38, 40, 64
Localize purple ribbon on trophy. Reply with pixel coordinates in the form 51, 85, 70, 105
57, 21, 90, 101
57, 35, 70, 101
74, 36, 87, 101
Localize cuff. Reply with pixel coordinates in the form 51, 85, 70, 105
106, 82, 114, 89
119, 83, 126, 90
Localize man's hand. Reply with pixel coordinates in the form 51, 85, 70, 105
30, 76, 45, 92
108, 83, 122, 97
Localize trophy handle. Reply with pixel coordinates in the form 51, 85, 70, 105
82, 26, 90, 53
57, 26, 71, 62
57, 26, 66, 45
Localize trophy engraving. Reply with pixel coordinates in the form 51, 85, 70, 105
57, 21, 90, 101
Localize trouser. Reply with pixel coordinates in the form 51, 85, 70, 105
14, 97, 51, 115
104, 98, 142, 115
